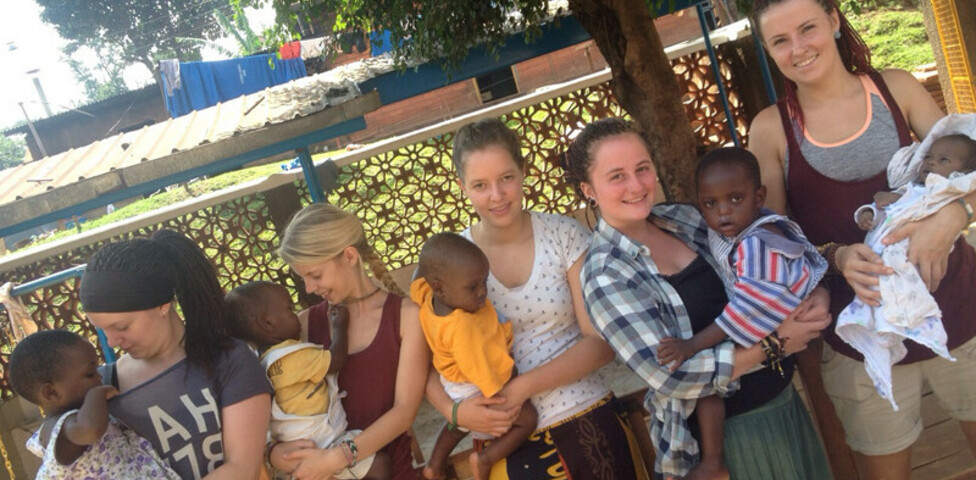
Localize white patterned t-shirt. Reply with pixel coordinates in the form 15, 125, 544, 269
464, 212, 609, 428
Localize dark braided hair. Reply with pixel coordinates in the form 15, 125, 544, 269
9, 330, 88, 404
563, 118, 649, 201
752, 0, 874, 129
84, 229, 231, 377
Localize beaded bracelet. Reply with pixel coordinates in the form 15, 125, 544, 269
448, 400, 461, 431
817, 242, 843, 276
759, 331, 787, 377
340, 439, 358, 468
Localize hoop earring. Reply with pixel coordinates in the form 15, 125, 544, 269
587, 197, 597, 209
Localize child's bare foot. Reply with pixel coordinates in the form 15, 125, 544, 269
469, 450, 492, 480
683, 458, 729, 480
422, 465, 446, 480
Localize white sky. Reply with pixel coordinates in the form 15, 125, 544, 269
0, 0, 277, 130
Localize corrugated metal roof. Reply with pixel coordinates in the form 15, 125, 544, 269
0, 71, 361, 206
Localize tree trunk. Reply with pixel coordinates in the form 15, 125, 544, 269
569, 0, 700, 202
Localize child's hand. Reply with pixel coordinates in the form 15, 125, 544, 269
873, 191, 901, 208
87, 385, 119, 403
856, 210, 875, 231
328, 304, 349, 326
657, 338, 692, 372
790, 301, 815, 322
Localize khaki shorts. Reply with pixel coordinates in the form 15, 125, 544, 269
821, 335, 976, 456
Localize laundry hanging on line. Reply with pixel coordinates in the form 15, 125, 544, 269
159, 53, 307, 118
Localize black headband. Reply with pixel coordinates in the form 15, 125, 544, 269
80, 270, 175, 313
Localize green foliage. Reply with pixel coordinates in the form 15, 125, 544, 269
181, 5, 282, 57
36, 0, 232, 73
0, 135, 26, 171
842, 4, 933, 70
245, 0, 552, 71
65, 42, 130, 104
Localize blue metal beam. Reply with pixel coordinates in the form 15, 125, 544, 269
0, 117, 366, 238
696, 2, 740, 147
9, 264, 86, 297
751, 22, 779, 104
297, 146, 326, 203
360, 18, 590, 105
2, 264, 116, 361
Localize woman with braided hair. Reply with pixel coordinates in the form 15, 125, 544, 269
748, 0, 976, 477
267, 203, 430, 480
80, 229, 272, 480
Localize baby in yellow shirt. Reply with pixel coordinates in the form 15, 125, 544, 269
411, 233, 537, 480
225, 281, 389, 480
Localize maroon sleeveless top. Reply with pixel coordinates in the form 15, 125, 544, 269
780, 72, 976, 363
308, 294, 419, 480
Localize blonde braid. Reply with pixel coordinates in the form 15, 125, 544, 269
357, 240, 404, 297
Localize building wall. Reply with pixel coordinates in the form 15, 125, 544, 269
328, 11, 700, 149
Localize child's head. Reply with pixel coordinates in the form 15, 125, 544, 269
695, 147, 767, 238
9, 330, 101, 413
917, 134, 976, 182
418, 233, 490, 314
225, 281, 301, 349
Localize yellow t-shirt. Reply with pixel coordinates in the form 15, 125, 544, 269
410, 277, 514, 397
260, 339, 332, 416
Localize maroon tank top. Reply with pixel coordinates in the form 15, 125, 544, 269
781, 71, 976, 363
308, 294, 419, 480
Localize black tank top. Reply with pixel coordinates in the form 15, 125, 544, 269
663, 255, 793, 418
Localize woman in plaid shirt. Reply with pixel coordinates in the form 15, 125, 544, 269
564, 118, 833, 480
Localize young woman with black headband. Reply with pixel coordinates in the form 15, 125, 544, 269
80, 229, 272, 480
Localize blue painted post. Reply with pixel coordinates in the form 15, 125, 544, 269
297, 146, 326, 203
95, 329, 115, 363
696, 2, 741, 147
751, 23, 779, 104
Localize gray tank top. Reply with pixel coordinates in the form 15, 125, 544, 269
786, 93, 902, 183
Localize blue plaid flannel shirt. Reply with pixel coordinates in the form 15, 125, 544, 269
582, 203, 737, 479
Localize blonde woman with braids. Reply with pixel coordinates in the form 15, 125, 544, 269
267, 203, 429, 480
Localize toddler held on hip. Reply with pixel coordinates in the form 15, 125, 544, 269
226, 281, 390, 480
411, 233, 537, 480
657, 147, 826, 480
10, 330, 180, 480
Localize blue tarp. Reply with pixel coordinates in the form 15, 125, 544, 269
370, 30, 393, 56
162, 54, 307, 118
